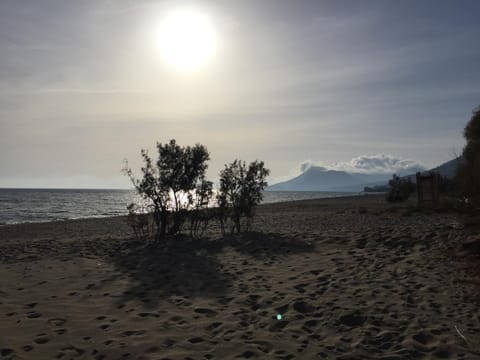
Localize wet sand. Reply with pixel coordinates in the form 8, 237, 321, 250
1, 195, 479, 359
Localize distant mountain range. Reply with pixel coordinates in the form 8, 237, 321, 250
267, 157, 463, 192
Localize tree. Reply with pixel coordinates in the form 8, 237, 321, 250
123, 139, 213, 241
217, 160, 269, 234
386, 174, 415, 203
457, 106, 480, 206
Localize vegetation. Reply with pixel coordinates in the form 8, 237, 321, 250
386, 174, 415, 203
124, 140, 270, 240
217, 160, 270, 235
126, 203, 152, 241
456, 106, 480, 208
123, 139, 213, 241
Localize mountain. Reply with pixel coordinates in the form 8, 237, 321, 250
267, 167, 391, 192
267, 158, 462, 192
429, 157, 463, 178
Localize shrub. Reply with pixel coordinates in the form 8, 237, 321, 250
456, 106, 480, 208
386, 174, 415, 203
217, 160, 269, 234
126, 203, 152, 241
123, 139, 213, 241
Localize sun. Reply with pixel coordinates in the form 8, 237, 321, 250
157, 8, 217, 71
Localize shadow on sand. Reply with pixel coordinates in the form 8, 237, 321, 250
224, 231, 315, 259
107, 231, 314, 307
109, 236, 230, 308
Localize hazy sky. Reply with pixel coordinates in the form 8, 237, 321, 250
1, 0, 479, 188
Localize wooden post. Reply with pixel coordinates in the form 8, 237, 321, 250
417, 171, 440, 207
416, 172, 423, 205
432, 172, 439, 207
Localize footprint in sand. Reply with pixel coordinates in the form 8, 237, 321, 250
412, 332, 434, 345
121, 330, 146, 337
34, 335, 50, 345
60, 345, 85, 357
145, 346, 160, 353
238, 350, 256, 358
269, 320, 289, 331
275, 304, 289, 314
162, 339, 176, 348
206, 322, 223, 331
1, 349, 14, 357
138, 312, 159, 318
27, 311, 42, 319
21, 345, 33, 352
194, 308, 217, 317
293, 300, 315, 314
433, 346, 451, 359
169, 315, 187, 325
302, 320, 318, 333
48, 318, 66, 327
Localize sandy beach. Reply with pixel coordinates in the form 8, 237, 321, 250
1, 195, 479, 359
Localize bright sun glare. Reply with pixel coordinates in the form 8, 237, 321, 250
157, 8, 217, 71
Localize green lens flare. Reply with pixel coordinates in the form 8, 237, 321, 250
276, 314, 282, 320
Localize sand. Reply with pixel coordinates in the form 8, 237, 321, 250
1, 195, 480, 359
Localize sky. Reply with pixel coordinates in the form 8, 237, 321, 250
1, 0, 479, 188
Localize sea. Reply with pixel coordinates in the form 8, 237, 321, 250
0, 188, 355, 225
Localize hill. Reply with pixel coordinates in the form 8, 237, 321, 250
267, 167, 391, 192
267, 158, 462, 192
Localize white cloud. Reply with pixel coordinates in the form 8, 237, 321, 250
300, 154, 426, 175
299, 160, 326, 173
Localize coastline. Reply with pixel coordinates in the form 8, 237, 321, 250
1, 195, 479, 359
0, 190, 363, 226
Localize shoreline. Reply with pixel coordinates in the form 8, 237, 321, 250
0, 191, 374, 227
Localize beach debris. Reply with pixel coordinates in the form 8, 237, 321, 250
447, 222, 464, 230
276, 314, 283, 320
455, 325, 468, 344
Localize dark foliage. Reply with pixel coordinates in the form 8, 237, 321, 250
386, 174, 415, 202
456, 106, 480, 207
437, 174, 456, 194
126, 203, 152, 241
123, 139, 213, 241
217, 160, 269, 234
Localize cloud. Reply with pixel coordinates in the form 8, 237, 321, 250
299, 160, 322, 173
301, 154, 426, 175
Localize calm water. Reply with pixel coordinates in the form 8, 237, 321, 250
0, 188, 354, 225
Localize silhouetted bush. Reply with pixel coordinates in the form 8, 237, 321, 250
456, 106, 480, 208
126, 203, 152, 241
217, 160, 269, 234
386, 174, 415, 203
123, 139, 213, 241
438, 174, 456, 194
